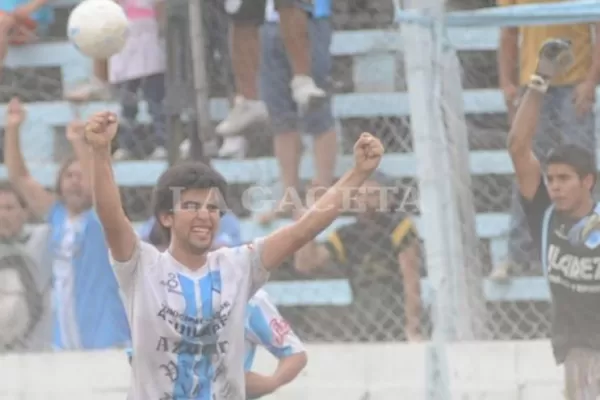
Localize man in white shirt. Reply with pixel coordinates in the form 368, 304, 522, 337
83, 110, 383, 400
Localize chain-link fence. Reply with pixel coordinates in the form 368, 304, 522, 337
2, 0, 595, 355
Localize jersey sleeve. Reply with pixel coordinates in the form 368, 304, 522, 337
221, 238, 270, 300
110, 236, 161, 295
520, 179, 552, 250
246, 291, 305, 359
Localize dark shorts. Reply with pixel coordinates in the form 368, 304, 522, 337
226, 0, 311, 24
259, 18, 334, 136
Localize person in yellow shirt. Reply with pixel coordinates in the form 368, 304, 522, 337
492, 0, 600, 280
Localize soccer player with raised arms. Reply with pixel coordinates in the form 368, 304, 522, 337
83, 111, 383, 400
508, 38, 600, 399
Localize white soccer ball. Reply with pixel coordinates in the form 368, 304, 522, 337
67, 0, 129, 59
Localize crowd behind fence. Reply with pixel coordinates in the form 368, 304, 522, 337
0, 0, 596, 354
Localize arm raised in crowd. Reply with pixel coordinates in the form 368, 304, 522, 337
3, 98, 55, 218
508, 39, 573, 200
84, 112, 137, 262
264, 133, 383, 271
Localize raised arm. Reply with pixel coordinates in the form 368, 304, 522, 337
3, 98, 55, 218
261, 133, 383, 271
84, 112, 137, 262
508, 39, 573, 200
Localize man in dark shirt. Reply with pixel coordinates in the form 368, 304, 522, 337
508, 38, 600, 399
294, 174, 425, 342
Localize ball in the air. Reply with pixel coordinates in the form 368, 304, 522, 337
67, 0, 129, 59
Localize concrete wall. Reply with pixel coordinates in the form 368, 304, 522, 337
0, 340, 566, 400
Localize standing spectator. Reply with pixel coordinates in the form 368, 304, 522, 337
0, 0, 53, 81
65, 0, 167, 161
0, 182, 51, 352
3, 98, 130, 350
293, 173, 426, 342
493, 0, 600, 279
216, 0, 327, 148
253, 0, 336, 222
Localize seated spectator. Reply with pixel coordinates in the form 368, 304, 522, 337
139, 210, 243, 251
0, 181, 52, 352
254, 0, 336, 222
65, 0, 167, 161
216, 0, 326, 149
294, 172, 426, 342
0, 0, 53, 80
3, 98, 130, 350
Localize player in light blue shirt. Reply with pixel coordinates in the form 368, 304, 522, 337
87, 109, 382, 400
132, 219, 307, 399
244, 289, 306, 399
126, 289, 307, 399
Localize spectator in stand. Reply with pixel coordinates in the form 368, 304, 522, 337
0, 181, 52, 352
217, 0, 327, 157
65, 0, 167, 161
293, 173, 426, 342
493, 0, 600, 280
250, 0, 336, 222
0, 0, 53, 80
3, 98, 130, 350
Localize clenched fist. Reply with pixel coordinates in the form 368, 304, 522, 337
536, 38, 573, 80
85, 112, 119, 150
353, 132, 384, 174
5, 98, 25, 128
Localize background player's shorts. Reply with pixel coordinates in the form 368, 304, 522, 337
259, 17, 334, 136
564, 348, 600, 400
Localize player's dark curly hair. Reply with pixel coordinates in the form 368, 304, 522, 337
152, 161, 228, 224
547, 144, 596, 187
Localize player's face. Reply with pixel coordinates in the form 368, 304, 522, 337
0, 191, 25, 239
60, 161, 92, 213
170, 188, 222, 254
546, 163, 594, 213
355, 180, 384, 212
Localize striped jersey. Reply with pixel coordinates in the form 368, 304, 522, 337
111, 238, 269, 400
244, 289, 304, 371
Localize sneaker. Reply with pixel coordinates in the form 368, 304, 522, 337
290, 75, 327, 112
179, 138, 220, 160
215, 96, 268, 137
112, 148, 132, 161
488, 262, 514, 282
64, 77, 112, 102
218, 136, 247, 159
148, 146, 167, 160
